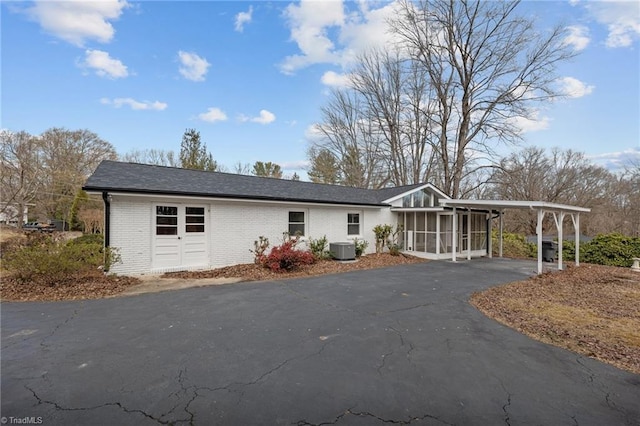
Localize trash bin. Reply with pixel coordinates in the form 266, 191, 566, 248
542, 241, 558, 262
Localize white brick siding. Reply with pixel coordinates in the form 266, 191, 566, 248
107, 194, 396, 275
109, 195, 153, 275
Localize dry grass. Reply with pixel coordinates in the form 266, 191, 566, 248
471, 264, 640, 374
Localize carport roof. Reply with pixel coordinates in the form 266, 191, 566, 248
438, 199, 591, 213
439, 198, 590, 275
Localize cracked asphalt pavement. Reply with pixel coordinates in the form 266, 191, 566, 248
2, 259, 639, 425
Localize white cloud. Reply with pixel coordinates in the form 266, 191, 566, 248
280, 1, 406, 74
587, 147, 640, 171
320, 70, 352, 88
235, 6, 253, 32
563, 25, 590, 51
101, 98, 167, 111
338, 1, 404, 64
281, 160, 310, 169
81, 49, 129, 78
305, 124, 325, 141
585, 1, 640, 48
280, 0, 345, 74
558, 76, 595, 98
509, 112, 551, 134
25, 0, 128, 47
178, 51, 210, 82
198, 107, 228, 123
239, 110, 276, 124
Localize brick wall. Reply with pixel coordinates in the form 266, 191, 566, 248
109, 195, 153, 275
108, 194, 396, 274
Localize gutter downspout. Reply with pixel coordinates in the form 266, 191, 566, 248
102, 192, 110, 248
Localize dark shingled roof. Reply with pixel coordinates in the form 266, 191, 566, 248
83, 160, 425, 207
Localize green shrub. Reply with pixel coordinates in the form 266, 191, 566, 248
309, 235, 332, 260
387, 224, 403, 255
562, 240, 576, 262
2, 233, 119, 286
580, 233, 640, 267
373, 224, 393, 254
261, 239, 315, 272
0, 235, 26, 260
388, 243, 401, 256
491, 231, 536, 258
249, 236, 270, 264
69, 233, 104, 246
529, 233, 640, 267
353, 238, 368, 257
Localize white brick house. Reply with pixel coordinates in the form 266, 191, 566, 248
84, 161, 432, 275
84, 161, 590, 276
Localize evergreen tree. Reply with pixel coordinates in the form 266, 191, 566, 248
179, 128, 217, 171
308, 148, 340, 184
252, 161, 282, 178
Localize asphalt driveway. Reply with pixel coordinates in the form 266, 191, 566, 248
2, 259, 639, 425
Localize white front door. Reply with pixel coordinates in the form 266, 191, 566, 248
153, 204, 208, 271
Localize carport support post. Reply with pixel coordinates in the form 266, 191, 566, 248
499, 210, 504, 258
452, 207, 457, 262
572, 213, 580, 267
487, 213, 492, 259
537, 209, 544, 275
556, 211, 565, 271
467, 209, 471, 261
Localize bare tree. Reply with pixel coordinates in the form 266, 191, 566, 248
489, 147, 612, 234
389, 0, 575, 197
348, 48, 442, 187
312, 89, 387, 188
77, 207, 104, 234
612, 161, 640, 236
2, 128, 116, 227
0, 130, 43, 225
39, 128, 117, 224
120, 149, 179, 167
233, 162, 252, 175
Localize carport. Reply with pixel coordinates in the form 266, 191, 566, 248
438, 199, 591, 274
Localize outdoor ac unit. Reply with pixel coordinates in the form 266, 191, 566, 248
330, 242, 356, 261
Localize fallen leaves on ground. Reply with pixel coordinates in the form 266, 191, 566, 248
1, 270, 141, 302
163, 253, 427, 281
470, 264, 640, 375
0, 253, 424, 302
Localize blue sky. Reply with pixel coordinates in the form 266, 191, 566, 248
2, 0, 639, 179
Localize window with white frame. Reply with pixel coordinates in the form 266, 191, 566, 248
288, 211, 305, 236
185, 207, 205, 233
156, 206, 178, 235
347, 213, 360, 236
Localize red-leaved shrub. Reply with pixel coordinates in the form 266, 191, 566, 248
261, 239, 315, 272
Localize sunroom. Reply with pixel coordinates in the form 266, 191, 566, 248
386, 184, 491, 260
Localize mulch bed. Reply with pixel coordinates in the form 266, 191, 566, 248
1, 271, 141, 302
470, 264, 640, 375
1, 253, 425, 302
162, 253, 428, 281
